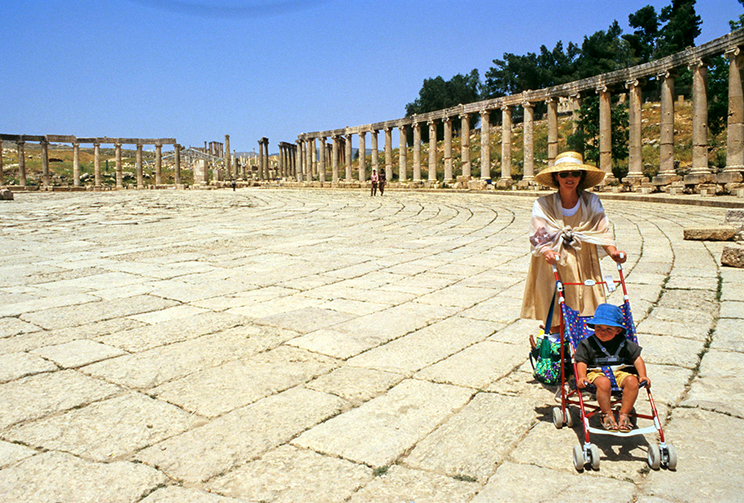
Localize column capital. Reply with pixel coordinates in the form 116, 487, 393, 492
114, 142, 122, 148
688, 58, 707, 71
596, 84, 609, 94
480, 108, 490, 116
521, 100, 533, 109
442, 116, 450, 123
428, 119, 436, 126
725, 46, 742, 60
501, 104, 512, 112
625, 78, 643, 89
545, 97, 558, 104
459, 112, 470, 119
657, 69, 676, 80
383, 126, 392, 132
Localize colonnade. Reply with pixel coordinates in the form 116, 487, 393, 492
290, 30, 744, 192
0, 134, 179, 189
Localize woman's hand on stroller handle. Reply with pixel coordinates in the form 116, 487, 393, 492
543, 250, 560, 265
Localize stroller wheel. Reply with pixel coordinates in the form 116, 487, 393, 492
648, 443, 661, 470
565, 408, 574, 427
589, 444, 601, 470
665, 443, 678, 470
552, 407, 563, 429
573, 445, 585, 472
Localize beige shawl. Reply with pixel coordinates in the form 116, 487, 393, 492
529, 191, 616, 266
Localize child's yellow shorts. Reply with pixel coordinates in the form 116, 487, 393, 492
586, 369, 636, 387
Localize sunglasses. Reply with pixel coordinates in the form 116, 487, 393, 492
558, 170, 583, 178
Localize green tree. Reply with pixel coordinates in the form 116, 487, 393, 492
731, 0, 744, 30
575, 20, 630, 78
405, 69, 482, 116
656, 0, 702, 57
483, 41, 579, 98
623, 5, 660, 64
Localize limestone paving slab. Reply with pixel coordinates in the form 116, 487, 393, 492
414, 340, 526, 389
251, 306, 356, 334
0, 292, 100, 318
136, 386, 346, 484
141, 486, 246, 502
347, 316, 498, 375
0, 317, 146, 355
206, 445, 373, 503
0, 352, 57, 383
719, 300, 744, 318
709, 318, 744, 352
30, 339, 127, 368
348, 464, 479, 503
152, 346, 339, 417
5, 392, 204, 462
643, 407, 744, 503
19, 294, 179, 330
404, 392, 537, 482
0, 370, 122, 430
681, 349, 744, 418
305, 365, 405, 407
0, 440, 35, 469
0, 451, 167, 503
0, 317, 41, 338
639, 333, 706, 370
288, 303, 459, 359
129, 304, 210, 324
471, 461, 638, 503
292, 379, 473, 467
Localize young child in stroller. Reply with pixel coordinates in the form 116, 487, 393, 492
574, 303, 650, 432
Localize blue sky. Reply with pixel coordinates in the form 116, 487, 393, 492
1, 0, 740, 154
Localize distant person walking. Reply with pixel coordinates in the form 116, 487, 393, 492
378, 168, 387, 196
370, 169, 379, 196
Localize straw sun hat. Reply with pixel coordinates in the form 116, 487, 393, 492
534, 151, 606, 190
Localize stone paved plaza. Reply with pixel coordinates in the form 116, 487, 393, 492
0, 188, 742, 502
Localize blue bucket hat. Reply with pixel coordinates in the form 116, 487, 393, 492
587, 304, 625, 332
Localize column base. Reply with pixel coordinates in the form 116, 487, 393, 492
684, 173, 717, 185
622, 174, 646, 187
496, 178, 514, 189
717, 171, 744, 184
652, 174, 682, 186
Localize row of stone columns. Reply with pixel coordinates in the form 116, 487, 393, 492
0, 139, 182, 189
291, 39, 744, 190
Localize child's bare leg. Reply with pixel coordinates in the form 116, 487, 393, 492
619, 375, 639, 415
593, 376, 612, 414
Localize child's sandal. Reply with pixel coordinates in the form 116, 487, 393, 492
601, 413, 618, 431
617, 413, 632, 433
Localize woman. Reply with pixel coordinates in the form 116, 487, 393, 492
370, 169, 379, 196
521, 151, 626, 327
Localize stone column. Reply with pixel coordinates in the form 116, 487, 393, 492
258, 139, 265, 180
480, 109, 490, 179
72, 142, 80, 187
345, 133, 353, 181
384, 127, 393, 182
428, 120, 437, 181
657, 71, 677, 180
332, 136, 339, 183
500, 105, 512, 182
413, 122, 422, 181
399, 124, 408, 181
358, 131, 366, 183
41, 139, 50, 188
725, 47, 744, 178
626, 79, 644, 181
136, 144, 143, 188
547, 98, 558, 166
443, 117, 453, 182
17, 140, 26, 187
598, 85, 613, 175
155, 144, 163, 185
278, 145, 284, 179
570, 94, 581, 134
311, 138, 317, 179
94, 142, 102, 187
687, 59, 712, 179
174, 144, 181, 186
318, 136, 326, 183
0, 140, 3, 186
522, 102, 535, 182
370, 130, 379, 176
460, 113, 471, 178
115, 143, 123, 189
265, 139, 271, 179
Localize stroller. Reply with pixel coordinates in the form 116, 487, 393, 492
546, 255, 677, 472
